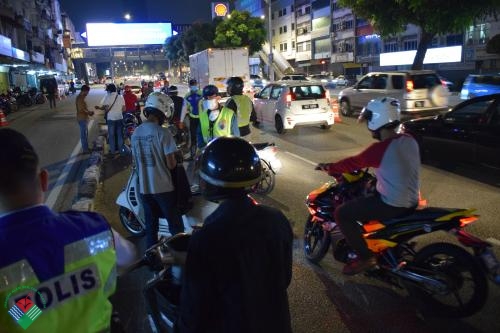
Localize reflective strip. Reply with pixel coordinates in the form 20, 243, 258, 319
0, 259, 37, 292
64, 230, 114, 264
102, 264, 116, 295
188, 113, 200, 118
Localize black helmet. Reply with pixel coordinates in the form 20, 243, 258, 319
189, 79, 197, 86
226, 76, 244, 95
202, 84, 218, 98
106, 83, 117, 93
199, 137, 262, 201
168, 85, 178, 95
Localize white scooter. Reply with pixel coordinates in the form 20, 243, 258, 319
116, 165, 218, 237
252, 142, 282, 195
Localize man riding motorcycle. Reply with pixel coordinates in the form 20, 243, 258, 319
316, 97, 420, 275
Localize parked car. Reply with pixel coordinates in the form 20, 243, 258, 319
307, 74, 336, 89
460, 74, 500, 100
332, 75, 348, 86
402, 93, 500, 169
280, 74, 308, 81
338, 70, 449, 117
253, 82, 334, 134
250, 74, 267, 91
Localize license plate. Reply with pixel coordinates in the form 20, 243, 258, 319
415, 101, 425, 107
302, 104, 319, 109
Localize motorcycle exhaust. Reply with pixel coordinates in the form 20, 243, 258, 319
384, 265, 449, 293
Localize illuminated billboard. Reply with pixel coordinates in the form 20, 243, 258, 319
86, 23, 172, 47
380, 45, 462, 66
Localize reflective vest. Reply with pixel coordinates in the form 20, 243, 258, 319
228, 95, 252, 127
0, 206, 116, 333
199, 107, 235, 145
185, 91, 203, 118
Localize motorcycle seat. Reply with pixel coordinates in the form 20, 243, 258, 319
380, 207, 465, 226
252, 142, 275, 150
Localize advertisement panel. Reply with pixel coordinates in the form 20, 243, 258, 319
380, 45, 462, 66
86, 23, 172, 46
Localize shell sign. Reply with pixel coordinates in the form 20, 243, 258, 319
211, 2, 229, 19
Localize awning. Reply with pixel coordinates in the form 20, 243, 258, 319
343, 63, 361, 69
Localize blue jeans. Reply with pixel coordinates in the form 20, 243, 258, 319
107, 119, 124, 153
78, 120, 89, 151
140, 192, 184, 248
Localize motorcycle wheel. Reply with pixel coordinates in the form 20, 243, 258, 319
407, 242, 488, 318
252, 160, 275, 195
23, 98, 32, 107
303, 214, 331, 264
119, 206, 145, 236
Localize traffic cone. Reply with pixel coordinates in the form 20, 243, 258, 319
331, 98, 342, 123
0, 110, 9, 127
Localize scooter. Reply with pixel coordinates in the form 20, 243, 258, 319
252, 142, 282, 195
116, 165, 218, 237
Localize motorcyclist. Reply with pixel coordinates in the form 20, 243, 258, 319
316, 97, 420, 275
178, 136, 293, 333
0, 128, 136, 333
184, 79, 203, 159
224, 77, 256, 136
167, 85, 187, 129
196, 85, 239, 150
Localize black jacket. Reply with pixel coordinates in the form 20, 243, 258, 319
177, 195, 293, 333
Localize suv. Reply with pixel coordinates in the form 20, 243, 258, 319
253, 82, 334, 134
338, 70, 449, 117
460, 74, 500, 100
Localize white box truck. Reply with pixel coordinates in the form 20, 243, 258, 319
189, 47, 250, 97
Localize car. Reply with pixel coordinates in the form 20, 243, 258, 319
332, 75, 348, 86
280, 74, 308, 81
74, 80, 83, 90
338, 70, 449, 117
250, 74, 267, 90
402, 93, 500, 169
252, 82, 334, 134
307, 74, 336, 89
460, 74, 500, 100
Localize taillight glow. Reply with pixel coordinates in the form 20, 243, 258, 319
460, 216, 478, 227
406, 80, 414, 93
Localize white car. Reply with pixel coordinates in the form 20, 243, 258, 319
333, 75, 348, 86
253, 82, 334, 134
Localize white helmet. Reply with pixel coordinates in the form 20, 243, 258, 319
144, 92, 174, 119
359, 97, 401, 131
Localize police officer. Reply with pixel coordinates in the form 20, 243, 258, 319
196, 85, 239, 149
178, 137, 293, 333
224, 77, 255, 137
184, 79, 203, 159
0, 128, 136, 333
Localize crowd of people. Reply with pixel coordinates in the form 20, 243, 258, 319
0, 72, 420, 332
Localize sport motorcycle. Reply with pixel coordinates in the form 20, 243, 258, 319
304, 169, 500, 317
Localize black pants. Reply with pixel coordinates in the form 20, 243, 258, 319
47, 94, 56, 108
189, 117, 200, 157
335, 193, 414, 259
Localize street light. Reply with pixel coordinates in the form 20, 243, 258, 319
124, 13, 131, 20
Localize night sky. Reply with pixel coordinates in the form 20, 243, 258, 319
59, 0, 215, 33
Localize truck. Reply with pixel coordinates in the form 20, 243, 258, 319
189, 47, 250, 97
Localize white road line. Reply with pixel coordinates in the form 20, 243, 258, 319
45, 119, 95, 209
486, 238, 500, 247
284, 151, 317, 166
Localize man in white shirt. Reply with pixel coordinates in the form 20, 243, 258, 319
95, 84, 126, 156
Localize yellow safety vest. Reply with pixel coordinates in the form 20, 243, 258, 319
199, 108, 235, 145
0, 230, 116, 333
228, 95, 253, 127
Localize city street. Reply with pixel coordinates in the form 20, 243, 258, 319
6, 86, 500, 332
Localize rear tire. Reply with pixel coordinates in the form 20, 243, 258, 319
407, 242, 488, 318
340, 99, 352, 117
304, 215, 331, 264
275, 115, 286, 134
119, 206, 145, 236
321, 124, 331, 130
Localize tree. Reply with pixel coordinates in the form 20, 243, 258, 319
213, 10, 266, 54
486, 34, 500, 54
182, 22, 217, 56
339, 0, 498, 69
164, 34, 188, 76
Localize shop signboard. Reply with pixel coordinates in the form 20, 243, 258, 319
0, 35, 12, 57
12, 47, 30, 61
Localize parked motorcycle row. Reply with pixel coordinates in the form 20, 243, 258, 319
0, 87, 47, 114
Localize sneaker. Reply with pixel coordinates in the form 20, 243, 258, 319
342, 256, 377, 276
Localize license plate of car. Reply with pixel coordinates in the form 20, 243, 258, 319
302, 104, 319, 109
415, 101, 425, 107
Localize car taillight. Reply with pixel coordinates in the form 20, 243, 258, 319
286, 93, 295, 107
440, 80, 447, 89
406, 80, 414, 93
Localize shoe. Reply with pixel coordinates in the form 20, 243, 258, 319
342, 256, 377, 276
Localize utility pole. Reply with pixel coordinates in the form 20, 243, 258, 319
265, 0, 274, 81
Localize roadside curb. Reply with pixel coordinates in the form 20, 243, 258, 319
71, 134, 106, 212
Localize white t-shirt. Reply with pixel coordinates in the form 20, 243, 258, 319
131, 122, 178, 194
99, 92, 125, 121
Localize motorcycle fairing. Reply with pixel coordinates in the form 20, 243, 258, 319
307, 181, 337, 201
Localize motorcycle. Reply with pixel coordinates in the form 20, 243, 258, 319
124, 233, 191, 332
251, 142, 282, 195
304, 169, 500, 318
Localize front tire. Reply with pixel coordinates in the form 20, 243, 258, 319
407, 243, 488, 318
252, 160, 275, 195
119, 206, 145, 236
304, 215, 331, 264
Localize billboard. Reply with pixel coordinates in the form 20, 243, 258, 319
380, 45, 462, 66
86, 23, 172, 47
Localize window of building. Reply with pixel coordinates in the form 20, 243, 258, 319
384, 41, 398, 52
345, 20, 353, 30
403, 39, 417, 51
312, 17, 329, 31
272, 29, 275, 36
279, 27, 282, 34
280, 42, 288, 52
292, 41, 296, 49
284, 25, 287, 33
305, 6, 311, 14
272, 12, 274, 20
314, 38, 331, 54
283, 7, 287, 15
297, 41, 311, 52
297, 22, 310, 36
292, 23, 295, 30
291, 5, 294, 12
278, 9, 282, 17
446, 34, 463, 46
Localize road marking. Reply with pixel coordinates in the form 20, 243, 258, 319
45, 119, 95, 209
284, 151, 317, 166
486, 238, 500, 247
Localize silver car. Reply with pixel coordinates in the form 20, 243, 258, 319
338, 70, 449, 117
